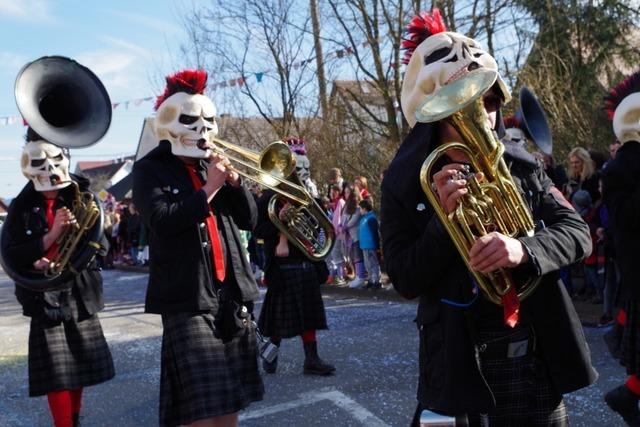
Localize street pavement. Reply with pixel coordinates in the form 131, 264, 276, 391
0, 269, 628, 426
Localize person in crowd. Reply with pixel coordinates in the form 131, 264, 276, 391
358, 198, 381, 290
565, 146, 601, 203
540, 152, 569, 190
328, 184, 346, 285
341, 184, 366, 288
255, 135, 335, 376
325, 167, 344, 199
2, 127, 115, 427
602, 69, 640, 425
126, 203, 141, 265
132, 69, 264, 427
571, 190, 603, 303
604, 140, 622, 170
354, 176, 370, 200
381, 10, 596, 425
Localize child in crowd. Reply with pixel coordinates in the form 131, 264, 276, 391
358, 198, 381, 290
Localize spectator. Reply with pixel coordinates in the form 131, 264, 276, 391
539, 152, 569, 190
603, 140, 622, 170
358, 198, 381, 290
354, 176, 370, 200
325, 167, 344, 199
341, 184, 365, 288
565, 147, 601, 203
327, 184, 346, 285
127, 204, 141, 265
571, 190, 601, 302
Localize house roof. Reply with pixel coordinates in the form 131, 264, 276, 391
329, 80, 392, 107
76, 160, 114, 171
0, 198, 8, 214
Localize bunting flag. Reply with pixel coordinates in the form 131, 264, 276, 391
0, 39, 385, 126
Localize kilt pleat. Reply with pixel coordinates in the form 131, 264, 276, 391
257, 263, 328, 338
160, 312, 264, 427
28, 298, 114, 397
621, 299, 640, 375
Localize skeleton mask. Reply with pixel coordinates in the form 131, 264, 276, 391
154, 92, 218, 158
613, 93, 640, 143
505, 127, 526, 143
401, 32, 511, 128
21, 140, 71, 192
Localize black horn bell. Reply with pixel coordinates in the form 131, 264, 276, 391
516, 86, 553, 155
15, 56, 112, 148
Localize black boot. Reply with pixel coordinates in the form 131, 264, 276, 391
303, 341, 335, 376
262, 338, 280, 374
605, 385, 640, 426
72, 413, 81, 427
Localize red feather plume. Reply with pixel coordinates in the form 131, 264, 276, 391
154, 69, 208, 111
503, 115, 521, 129
401, 9, 447, 65
604, 70, 640, 120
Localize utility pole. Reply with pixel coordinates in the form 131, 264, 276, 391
310, 0, 328, 119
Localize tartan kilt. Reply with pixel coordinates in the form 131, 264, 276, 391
160, 311, 264, 427
621, 299, 640, 375
28, 298, 115, 397
469, 327, 568, 426
258, 262, 328, 338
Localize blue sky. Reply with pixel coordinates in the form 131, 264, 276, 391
0, 0, 190, 199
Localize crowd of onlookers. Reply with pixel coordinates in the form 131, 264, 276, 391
100, 195, 149, 269
538, 141, 623, 327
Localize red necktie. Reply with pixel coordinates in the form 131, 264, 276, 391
184, 165, 226, 282
44, 198, 59, 259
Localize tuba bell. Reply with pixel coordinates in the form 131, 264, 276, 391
0, 56, 111, 292
417, 69, 542, 306
515, 86, 553, 155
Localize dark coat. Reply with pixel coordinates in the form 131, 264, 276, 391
602, 140, 640, 301
2, 175, 107, 321
132, 141, 260, 314
380, 122, 597, 414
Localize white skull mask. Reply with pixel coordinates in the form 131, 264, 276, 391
505, 127, 526, 143
21, 140, 71, 192
401, 32, 511, 128
613, 93, 640, 143
154, 92, 218, 158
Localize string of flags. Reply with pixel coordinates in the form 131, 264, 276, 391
0, 39, 395, 127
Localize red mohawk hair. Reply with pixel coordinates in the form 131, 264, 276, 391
604, 70, 640, 120
503, 115, 521, 129
154, 69, 208, 111
401, 9, 447, 65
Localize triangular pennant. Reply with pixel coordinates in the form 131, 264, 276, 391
255, 72, 264, 83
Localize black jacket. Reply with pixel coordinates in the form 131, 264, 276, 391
381, 122, 597, 414
603, 140, 640, 301
132, 141, 259, 314
3, 175, 106, 321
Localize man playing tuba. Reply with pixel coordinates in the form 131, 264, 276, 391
380, 9, 597, 425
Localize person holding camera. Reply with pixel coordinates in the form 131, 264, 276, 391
132, 70, 263, 427
254, 136, 336, 376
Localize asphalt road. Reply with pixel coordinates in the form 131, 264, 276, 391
0, 269, 628, 426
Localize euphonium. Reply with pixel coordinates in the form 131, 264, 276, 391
418, 69, 542, 305
210, 137, 335, 261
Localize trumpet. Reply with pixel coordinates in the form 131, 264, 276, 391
208, 137, 335, 261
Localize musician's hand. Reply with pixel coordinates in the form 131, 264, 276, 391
469, 232, 529, 274
278, 203, 294, 222
224, 155, 241, 188
51, 207, 75, 235
275, 234, 289, 257
202, 153, 229, 198
33, 257, 51, 270
432, 164, 480, 214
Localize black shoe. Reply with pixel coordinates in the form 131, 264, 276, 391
263, 357, 278, 374
364, 281, 373, 289
605, 385, 640, 426
303, 341, 335, 376
369, 282, 382, 290
73, 413, 81, 427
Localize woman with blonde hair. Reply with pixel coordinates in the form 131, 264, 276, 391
566, 147, 601, 202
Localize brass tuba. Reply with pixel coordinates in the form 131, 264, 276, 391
418, 69, 541, 305
0, 56, 110, 292
210, 137, 335, 261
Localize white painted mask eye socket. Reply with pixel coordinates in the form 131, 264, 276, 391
401, 31, 511, 128
21, 140, 72, 192
613, 93, 640, 144
154, 92, 218, 158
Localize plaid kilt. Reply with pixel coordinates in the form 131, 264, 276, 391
258, 261, 328, 338
468, 326, 568, 426
28, 298, 114, 397
160, 311, 264, 427
621, 299, 640, 375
